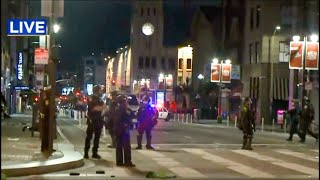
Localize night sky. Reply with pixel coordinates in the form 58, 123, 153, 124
30, 0, 220, 70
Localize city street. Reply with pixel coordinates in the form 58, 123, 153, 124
18, 117, 319, 179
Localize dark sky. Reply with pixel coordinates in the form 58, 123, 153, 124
30, 0, 220, 70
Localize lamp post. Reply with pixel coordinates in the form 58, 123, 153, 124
197, 74, 204, 93
290, 34, 319, 109
269, 25, 281, 120
211, 58, 232, 118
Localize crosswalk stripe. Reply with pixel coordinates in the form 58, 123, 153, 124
274, 149, 319, 162
232, 150, 319, 176
183, 148, 274, 178
137, 150, 206, 178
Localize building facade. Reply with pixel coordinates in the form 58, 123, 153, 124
83, 55, 106, 95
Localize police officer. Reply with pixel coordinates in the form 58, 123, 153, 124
136, 95, 158, 150
84, 85, 105, 159
286, 100, 302, 141
105, 92, 117, 148
298, 97, 318, 143
113, 95, 135, 167
239, 97, 255, 150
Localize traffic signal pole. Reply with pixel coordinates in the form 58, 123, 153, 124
45, 0, 56, 156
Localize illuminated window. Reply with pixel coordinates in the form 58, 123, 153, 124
279, 41, 289, 62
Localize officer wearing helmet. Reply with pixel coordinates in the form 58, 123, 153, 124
84, 85, 105, 159
238, 97, 255, 150
298, 97, 318, 142
136, 95, 158, 150
113, 95, 135, 167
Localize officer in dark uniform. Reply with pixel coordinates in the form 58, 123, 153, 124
84, 85, 105, 159
286, 99, 302, 141
136, 95, 158, 150
113, 95, 135, 167
105, 92, 117, 148
298, 97, 318, 143
239, 97, 255, 150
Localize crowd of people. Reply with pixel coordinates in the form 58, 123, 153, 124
82, 85, 317, 167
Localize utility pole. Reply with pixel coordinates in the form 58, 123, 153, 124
46, 0, 56, 155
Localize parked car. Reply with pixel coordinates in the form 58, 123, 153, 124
157, 107, 171, 121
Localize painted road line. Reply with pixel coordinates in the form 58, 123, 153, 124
274, 149, 319, 162
232, 150, 319, 176
57, 126, 71, 144
184, 136, 192, 139
137, 150, 206, 178
184, 148, 275, 178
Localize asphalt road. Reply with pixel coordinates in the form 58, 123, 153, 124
22, 116, 320, 179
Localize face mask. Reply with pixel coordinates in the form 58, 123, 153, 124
143, 101, 148, 105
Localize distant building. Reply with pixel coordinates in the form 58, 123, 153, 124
106, 0, 182, 100
83, 55, 106, 95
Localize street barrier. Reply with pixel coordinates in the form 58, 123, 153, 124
177, 113, 180, 122
190, 114, 193, 124
102, 126, 107, 138
186, 114, 189, 124
261, 117, 264, 132
227, 116, 229, 127
234, 116, 237, 128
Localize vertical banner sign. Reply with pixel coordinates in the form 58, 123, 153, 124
17, 52, 23, 81
305, 42, 319, 70
289, 41, 304, 69
35, 48, 49, 64
221, 64, 232, 83
211, 63, 221, 82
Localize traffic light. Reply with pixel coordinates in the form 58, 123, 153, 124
111, 79, 115, 85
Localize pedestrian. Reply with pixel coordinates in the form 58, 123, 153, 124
298, 97, 318, 143
286, 100, 302, 141
1, 92, 11, 118
113, 95, 135, 167
104, 92, 117, 148
84, 85, 105, 159
238, 97, 255, 150
136, 95, 158, 150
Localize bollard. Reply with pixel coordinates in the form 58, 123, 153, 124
234, 116, 237, 128
178, 113, 180, 122
227, 116, 229, 127
174, 113, 176, 122
190, 114, 193, 124
78, 111, 82, 126
272, 118, 275, 132
261, 117, 264, 132
182, 114, 185, 123
284, 118, 287, 133
102, 126, 107, 138
186, 114, 190, 123
74, 110, 78, 120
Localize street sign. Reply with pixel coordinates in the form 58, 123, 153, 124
211, 64, 221, 82
289, 41, 304, 69
35, 48, 49, 64
221, 64, 232, 83
305, 42, 319, 70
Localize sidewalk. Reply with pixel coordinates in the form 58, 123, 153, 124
1, 112, 84, 177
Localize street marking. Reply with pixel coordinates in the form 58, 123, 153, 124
184, 136, 192, 139
232, 150, 319, 176
311, 149, 319, 153
137, 150, 206, 178
184, 148, 275, 178
56, 126, 71, 144
274, 149, 319, 162
162, 131, 169, 134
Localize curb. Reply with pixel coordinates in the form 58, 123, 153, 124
1, 150, 84, 177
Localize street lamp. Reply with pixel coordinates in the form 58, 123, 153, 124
197, 74, 204, 80
269, 25, 281, 120
290, 34, 319, 108
211, 58, 232, 119
53, 24, 60, 34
